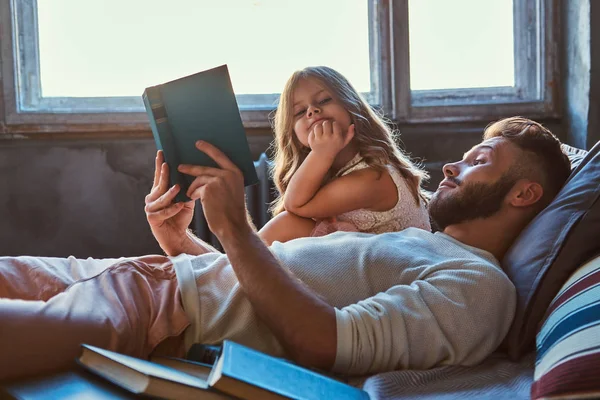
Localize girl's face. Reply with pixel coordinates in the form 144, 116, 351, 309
290, 78, 353, 148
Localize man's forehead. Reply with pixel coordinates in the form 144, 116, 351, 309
463, 137, 509, 158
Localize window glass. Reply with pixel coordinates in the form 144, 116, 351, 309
37, 0, 371, 97
408, 0, 514, 90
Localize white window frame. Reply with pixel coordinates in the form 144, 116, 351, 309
1, 0, 559, 134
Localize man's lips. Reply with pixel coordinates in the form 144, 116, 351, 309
438, 180, 458, 189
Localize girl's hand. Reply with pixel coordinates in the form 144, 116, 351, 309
145, 150, 195, 255
308, 121, 355, 158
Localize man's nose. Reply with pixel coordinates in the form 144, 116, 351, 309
307, 105, 321, 118
442, 162, 459, 178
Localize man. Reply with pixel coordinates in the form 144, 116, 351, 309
0, 117, 570, 381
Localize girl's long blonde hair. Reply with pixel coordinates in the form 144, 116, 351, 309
270, 66, 428, 216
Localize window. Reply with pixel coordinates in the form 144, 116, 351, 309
1, 0, 558, 132
402, 0, 557, 122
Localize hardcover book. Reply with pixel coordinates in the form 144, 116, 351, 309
74, 341, 370, 400
77, 344, 231, 399
142, 65, 259, 203
207, 341, 370, 400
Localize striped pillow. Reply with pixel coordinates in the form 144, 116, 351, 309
561, 143, 588, 169
532, 254, 600, 399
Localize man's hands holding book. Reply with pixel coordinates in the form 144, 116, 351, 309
145, 142, 252, 256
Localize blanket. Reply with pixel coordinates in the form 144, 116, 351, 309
354, 352, 534, 400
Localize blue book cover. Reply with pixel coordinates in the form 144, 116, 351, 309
207, 341, 370, 400
142, 65, 259, 203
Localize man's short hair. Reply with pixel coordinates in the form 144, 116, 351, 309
483, 116, 571, 209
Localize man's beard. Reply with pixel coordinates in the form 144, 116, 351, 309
429, 173, 518, 231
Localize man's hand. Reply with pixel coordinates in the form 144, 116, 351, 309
178, 141, 250, 240
308, 121, 355, 159
144, 151, 195, 256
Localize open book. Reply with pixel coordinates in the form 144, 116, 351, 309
142, 65, 259, 203
77, 340, 370, 400
77, 345, 228, 400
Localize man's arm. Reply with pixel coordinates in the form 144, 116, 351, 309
179, 140, 337, 370
176, 207, 256, 255
220, 223, 337, 369
181, 229, 221, 254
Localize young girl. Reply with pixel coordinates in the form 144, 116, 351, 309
258, 66, 431, 245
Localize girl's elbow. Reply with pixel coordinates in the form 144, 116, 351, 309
288, 206, 314, 219
283, 199, 303, 215
282, 196, 293, 211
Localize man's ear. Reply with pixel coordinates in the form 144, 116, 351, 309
507, 179, 544, 208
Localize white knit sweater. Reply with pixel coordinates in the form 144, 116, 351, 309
172, 228, 516, 376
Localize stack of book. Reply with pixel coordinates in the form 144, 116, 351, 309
2, 340, 369, 400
